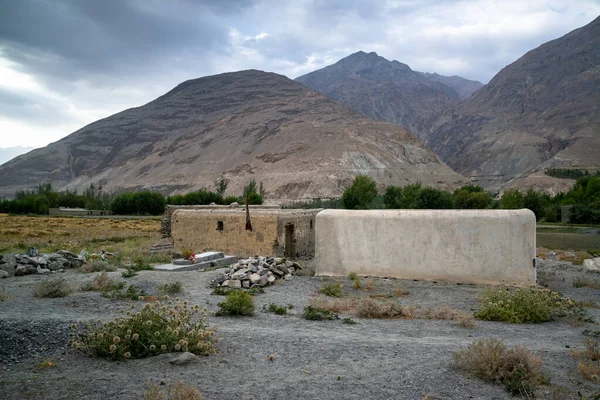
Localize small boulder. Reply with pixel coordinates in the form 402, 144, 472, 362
227, 280, 242, 289
37, 266, 51, 275
258, 274, 269, 287
267, 276, 276, 284
242, 280, 250, 289
249, 273, 261, 284
0, 270, 8, 279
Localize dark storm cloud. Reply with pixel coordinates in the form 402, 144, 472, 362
0, 0, 598, 147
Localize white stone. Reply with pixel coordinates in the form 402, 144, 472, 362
315, 209, 536, 286
267, 276, 276, 284
249, 273, 261, 284
583, 259, 599, 271
227, 280, 242, 289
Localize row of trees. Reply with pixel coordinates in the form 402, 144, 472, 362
0, 178, 264, 216
341, 175, 600, 224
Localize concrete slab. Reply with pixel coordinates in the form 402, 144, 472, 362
173, 251, 225, 265
155, 256, 237, 272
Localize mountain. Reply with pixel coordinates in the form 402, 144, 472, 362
0, 146, 34, 166
427, 16, 600, 189
295, 51, 478, 140
0, 70, 464, 201
418, 72, 483, 100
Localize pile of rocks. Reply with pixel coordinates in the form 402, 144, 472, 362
211, 256, 302, 289
0, 249, 86, 278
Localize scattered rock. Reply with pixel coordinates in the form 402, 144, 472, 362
0, 270, 8, 279
169, 352, 200, 365
210, 255, 300, 290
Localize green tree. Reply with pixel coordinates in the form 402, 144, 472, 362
500, 189, 524, 209
416, 187, 454, 209
214, 174, 229, 196
342, 175, 377, 209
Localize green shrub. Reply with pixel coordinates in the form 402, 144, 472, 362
34, 278, 73, 298
121, 268, 138, 278
101, 283, 145, 300
474, 287, 575, 323
130, 258, 154, 271
263, 303, 293, 315
320, 281, 344, 297
500, 189, 525, 209
159, 281, 183, 294
348, 272, 358, 281
216, 290, 255, 316
71, 300, 216, 360
302, 306, 339, 321
342, 317, 357, 324
453, 338, 544, 397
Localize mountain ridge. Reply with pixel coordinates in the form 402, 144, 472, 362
0, 69, 465, 201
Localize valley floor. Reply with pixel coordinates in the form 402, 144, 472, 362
0, 260, 599, 400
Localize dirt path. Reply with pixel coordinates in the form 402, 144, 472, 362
0, 261, 599, 399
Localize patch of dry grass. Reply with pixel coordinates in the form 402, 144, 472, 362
79, 261, 117, 273
0, 289, 8, 301
573, 276, 600, 290
144, 379, 206, 400
80, 271, 121, 292
0, 215, 166, 267
453, 338, 544, 397
557, 250, 593, 265
34, 278, 73, 298
309, 296, 356, 313
575, 339, 600, 383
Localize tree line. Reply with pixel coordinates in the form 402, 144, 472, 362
0, 177, 264, 216
291, 175, 600, 224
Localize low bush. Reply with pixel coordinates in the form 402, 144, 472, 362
0, 290, 7, 301
159, 281, 183, 294
80, 271, 121, 292
80, 261, 117, 273
216, 290, 255, 316
453, 338, 544, 397
309, 296, 356, 313
303, 305, 339, 321
144, 379, 206, 400
34, 278, 73, 298
474, 287, 575, 323
71, 299, 215, 361
320, 281, 344, 297
342, 317, 357, 325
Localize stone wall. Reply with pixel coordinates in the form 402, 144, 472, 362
48, 208, 113, 216
315, 209, 536, 285
171, 209, 320, 258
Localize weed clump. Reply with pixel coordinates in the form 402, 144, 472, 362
71, 299, 215, 361
159, 281, 183, 294
573, 277, 600, 290
80, 271, 121, 292
303, 305, 339, 321
34, 278, 73, 298
474, 287, 575, 323
575, 338, 600, 383
263, 303, 293, 315
0, 290, 7, 301
453, 338, 544, 397
320, 281, 344, 297
101, 283, 146, 300
144, 379, 206, 400
130, 258, 154, 271
216, 290, 255, 316
121, 268, 138, 278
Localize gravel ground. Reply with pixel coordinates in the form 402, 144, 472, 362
0, 260, 599, 400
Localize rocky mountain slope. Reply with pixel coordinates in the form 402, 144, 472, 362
0, 70, 464, 201
427, 16, 600, 189
417, 72, 483, 100
0, 146, 34, 166
295, 51, 481, 140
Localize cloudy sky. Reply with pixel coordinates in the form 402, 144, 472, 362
0, 0, 598, 149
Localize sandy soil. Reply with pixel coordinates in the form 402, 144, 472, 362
0, 261, 599, 400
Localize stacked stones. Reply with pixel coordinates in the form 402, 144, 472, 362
0, 250, 85, 278
213, 256, 302, 289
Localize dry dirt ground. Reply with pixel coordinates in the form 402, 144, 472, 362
0, 259, 599, 400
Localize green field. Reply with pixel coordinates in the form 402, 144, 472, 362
536, 226, 600, 252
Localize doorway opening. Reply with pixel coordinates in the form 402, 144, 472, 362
284, 224, 295, 259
